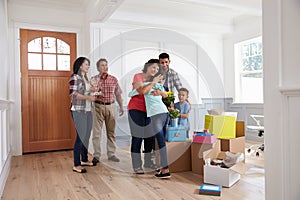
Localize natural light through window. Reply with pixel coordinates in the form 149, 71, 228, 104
234, 36, 263, 103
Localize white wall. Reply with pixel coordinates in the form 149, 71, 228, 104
0, 0, 12, 196
264, 0, 300, 199
90, 23, 225, 103
223, 16, 262, 100
0, 0, 9, 100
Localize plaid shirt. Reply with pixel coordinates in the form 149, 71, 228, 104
90, 73, 122, 103
69, 74, 88, 111
166, 68, 182, 92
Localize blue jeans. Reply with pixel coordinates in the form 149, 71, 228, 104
71, 111, 93, 166
163, 114, 170, 139
151, 113, 169, 169
128, 110, 155, 169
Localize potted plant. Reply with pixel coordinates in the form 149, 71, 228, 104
168, 107, 180, 126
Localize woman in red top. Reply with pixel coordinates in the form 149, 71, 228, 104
128, 59, 163, 174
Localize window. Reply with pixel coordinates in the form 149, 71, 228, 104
234, 37, 263, 103
27, 37, 71, 71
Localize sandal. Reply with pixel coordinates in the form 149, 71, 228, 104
72, 166, 87, 173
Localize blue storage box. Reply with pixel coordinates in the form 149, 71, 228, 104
166, 125, 186, 142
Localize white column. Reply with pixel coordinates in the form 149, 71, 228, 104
263, 0, 300, 199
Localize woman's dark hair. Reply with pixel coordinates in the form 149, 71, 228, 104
142, 59, 159, 73
73, 57, 90, 80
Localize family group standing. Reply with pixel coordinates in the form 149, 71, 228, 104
68, 53, 190, 177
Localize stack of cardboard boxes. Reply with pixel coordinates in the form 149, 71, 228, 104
164, 115, 247, 187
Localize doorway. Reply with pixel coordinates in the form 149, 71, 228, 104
20, 29, 77, 153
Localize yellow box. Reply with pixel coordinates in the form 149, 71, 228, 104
204, 115, 236, 139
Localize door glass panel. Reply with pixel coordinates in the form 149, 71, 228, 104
28, 53, 42, 70
58, 55, 70, 70
43, 37, 56, 53
57, 39, 70, 54
43, 54, 56, 70
28, 38, 42, 52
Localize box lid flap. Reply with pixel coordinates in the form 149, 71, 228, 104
229, 162, 250, 174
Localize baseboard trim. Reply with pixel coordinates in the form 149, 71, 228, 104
0, 154, 11, 197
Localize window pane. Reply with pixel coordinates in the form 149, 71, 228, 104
57, 39, 70, 54
28, 53, 42, 70
43, 54, 56, 70
43, 37, 56, 53
234, 36, 263, 103
242, 45, 249, 57
28, 38, 42, 52
58, 55, 70, 71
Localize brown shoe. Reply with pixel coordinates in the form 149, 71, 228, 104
92, 157, 100, 165
108, 155, 120, 162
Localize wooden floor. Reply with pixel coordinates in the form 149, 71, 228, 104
2, 145, 265, 200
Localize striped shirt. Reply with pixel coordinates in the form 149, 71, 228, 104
90, 73, 122, 103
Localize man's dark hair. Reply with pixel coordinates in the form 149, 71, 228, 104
159, 53, 170, 60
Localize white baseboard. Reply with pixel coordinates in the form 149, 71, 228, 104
0, 154, 11, 198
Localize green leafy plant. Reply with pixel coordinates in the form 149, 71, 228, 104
168, 107, 180, 118
162, 91, 175, 108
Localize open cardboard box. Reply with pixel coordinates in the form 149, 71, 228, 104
191, 141, 219, 175
203, 139, 249, 187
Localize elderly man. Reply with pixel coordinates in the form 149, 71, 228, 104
91, 58, 124, 164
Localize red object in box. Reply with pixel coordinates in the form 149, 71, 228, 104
193, 132, 217, 144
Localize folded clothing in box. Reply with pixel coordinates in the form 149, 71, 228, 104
166, 125, 186, 142
193, 132, 217, 144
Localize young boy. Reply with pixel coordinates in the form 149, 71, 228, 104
174, 88, 190, 138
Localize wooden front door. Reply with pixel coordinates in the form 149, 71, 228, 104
20, 29, 77, 153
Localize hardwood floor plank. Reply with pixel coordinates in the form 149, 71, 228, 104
2, 148, 265, 200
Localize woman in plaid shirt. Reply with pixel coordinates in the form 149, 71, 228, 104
69, 57, 97, 173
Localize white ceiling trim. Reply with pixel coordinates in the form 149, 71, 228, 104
87, 0, 124, 22
167, 0, 262, 16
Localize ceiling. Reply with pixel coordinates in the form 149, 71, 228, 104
8, 0, 262, 34
109, 0, 262, 34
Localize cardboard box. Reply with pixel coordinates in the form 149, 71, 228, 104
204, 115, 236, 139
166, 125, 186, 142
193, 133, 217, 144
220, 121, 245, 154
191, 141, 219, 175
203, 139, 249, 187
166, 141, 191, 172
204, 164, 240, 188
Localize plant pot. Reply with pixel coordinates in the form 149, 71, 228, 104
170, 118, 179, 127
